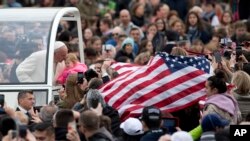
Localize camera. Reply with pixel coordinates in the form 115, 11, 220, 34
220, 38, 232, 48
0, 94, 6, 114
33, 106, 42, 113
0, 94, 4, 107
77, 72, 84, 84
162, 117, 179, 134
11, 125, 27, 139
214, 51, 222, 63
236, 46, 243, 62
5, 118, 28, 139
54, 95, 60, 105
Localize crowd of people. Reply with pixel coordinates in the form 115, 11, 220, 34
0, 0, 250, 141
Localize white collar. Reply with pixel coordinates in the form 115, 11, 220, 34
18, 105, 29, 113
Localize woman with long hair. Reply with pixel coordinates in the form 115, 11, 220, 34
220, 11, 233, 28
171, 19, 188, 41
139, 39, 154, 55
131, 2, 146, 27
185, 11, 211, 44
57, 73, 88, 109
145, 23, 165, 52
231, 70, 250, 120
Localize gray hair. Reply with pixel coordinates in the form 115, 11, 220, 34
39, 105, 58, 123
86, 89, 106, 108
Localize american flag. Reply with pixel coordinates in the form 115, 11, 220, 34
99, 52, 210, 120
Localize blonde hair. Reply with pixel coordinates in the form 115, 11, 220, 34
191, 40, 204, 53
134, 51, 151, 65
204, 42, 218, 52
232, 70, 250, 95
65, 53, 78, 64
170, 47, 188, 56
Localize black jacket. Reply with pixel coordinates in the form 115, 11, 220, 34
103, 105, 123, 137
88, 132, 112, 141
55, 127, 68, 141
131, 15, 145, 27
115, 50, 135, 62
140, 129, 165, 141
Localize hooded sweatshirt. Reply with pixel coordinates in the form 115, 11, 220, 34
204, 93, 241, 124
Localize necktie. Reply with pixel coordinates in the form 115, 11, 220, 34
26, 112, 32, 119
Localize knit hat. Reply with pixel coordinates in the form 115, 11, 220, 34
86, 89, 106, 108
121, 37, 134, 50
120, 118, 144, 136
54, 41, 66, 50
171, 131, 193, 141
201, 113, 230, 132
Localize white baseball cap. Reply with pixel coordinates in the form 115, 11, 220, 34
120, 117, 144, 136
171, 131, 193, 141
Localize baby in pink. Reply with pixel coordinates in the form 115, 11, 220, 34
57, 53, 88, 84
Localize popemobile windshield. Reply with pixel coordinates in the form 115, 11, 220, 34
0, 8, 84, 108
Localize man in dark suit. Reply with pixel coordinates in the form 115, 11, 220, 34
16, 90, 35, 124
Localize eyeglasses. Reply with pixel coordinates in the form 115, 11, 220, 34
112, 33, 119, 37
156, 22, 163, 25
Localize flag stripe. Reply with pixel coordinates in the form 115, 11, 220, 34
108, 62, 166, 107
128, 88, 204, 114
161, 89, 206, 111
154, 81, 206, 108
113, 64, 140, 74
130, 69, 204, 104
119, 104, 144, 120
126, 89, 205, 117
100, 69, 133, 93
103, 58, 164, 103
111, 62, 138, 70
112, 68, 171, 108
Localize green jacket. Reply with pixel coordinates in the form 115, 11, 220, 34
189, 125, 202, 141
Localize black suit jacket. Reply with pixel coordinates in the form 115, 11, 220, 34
16, 107, 33, 125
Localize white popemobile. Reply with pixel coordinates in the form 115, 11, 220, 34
0, 8, 84, 108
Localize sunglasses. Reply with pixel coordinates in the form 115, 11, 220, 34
244, 42, 250, 47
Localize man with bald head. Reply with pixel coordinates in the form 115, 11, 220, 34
16, 41, 68, 83
119, 9, 131, 32
119, 9, 143, 37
